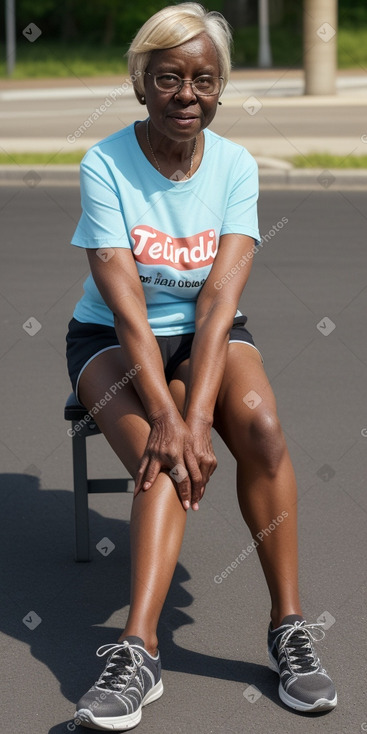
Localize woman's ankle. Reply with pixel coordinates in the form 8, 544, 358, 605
118, 628, 158, 657
270, 606, 303, 630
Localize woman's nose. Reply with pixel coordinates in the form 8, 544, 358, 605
174, 80, 197, 102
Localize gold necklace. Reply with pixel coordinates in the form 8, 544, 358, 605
146, 118, 197, 178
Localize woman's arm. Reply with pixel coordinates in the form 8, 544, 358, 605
87, 248, 173, 417
86, 248, 202, 508
183, 233, 256, 488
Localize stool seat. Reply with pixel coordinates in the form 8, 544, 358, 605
64, 393, 101, 435
64, 392, 92, 422
65, 392, 131, 561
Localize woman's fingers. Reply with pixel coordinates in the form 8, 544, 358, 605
141, 457, 164, 491
165, 460, 194, 510
200, 453, 217, 490
184, 421, 217, 502
182, 451, 204, 509
134, 455, 150, 496
134, 419, 216, 510
165, 447, 215, 511
134, 454, 162, 495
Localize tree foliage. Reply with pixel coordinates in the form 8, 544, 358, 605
2, 0, 365, 71
3, 0, 296, 45
3, 0, 364, 46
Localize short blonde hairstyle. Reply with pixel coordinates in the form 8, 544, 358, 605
127, 3, 232, 97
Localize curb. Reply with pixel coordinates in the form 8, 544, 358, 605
259, 168, 367, 187
1, 165, 367, 188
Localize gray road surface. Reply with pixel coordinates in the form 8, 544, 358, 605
1, 183, 366, 734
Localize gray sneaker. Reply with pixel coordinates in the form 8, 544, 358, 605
268, 615, 337, 712
75, 636, 163, 730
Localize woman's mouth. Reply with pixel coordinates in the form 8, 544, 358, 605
168, 115, 198, 126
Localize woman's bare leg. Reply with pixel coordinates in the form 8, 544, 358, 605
78, 339, 302, 647
213, 344, 303, 628
78, 349, 187, 655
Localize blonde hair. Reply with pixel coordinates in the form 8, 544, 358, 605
127, 3, 232, 97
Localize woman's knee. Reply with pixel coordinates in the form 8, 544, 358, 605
246, 408, 287, 476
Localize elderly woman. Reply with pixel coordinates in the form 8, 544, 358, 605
66, 3, 336, 730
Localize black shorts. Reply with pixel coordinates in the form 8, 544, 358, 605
66, 315, 261, 403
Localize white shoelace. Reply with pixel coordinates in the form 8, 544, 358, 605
95, 642, 143, 691
277, 621, 325, 672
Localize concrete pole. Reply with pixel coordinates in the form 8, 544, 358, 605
304, 0, 337, 95
5, 0, 16, 76
258, 0, 272, 68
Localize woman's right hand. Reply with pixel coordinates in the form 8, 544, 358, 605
134, 409, 203, 510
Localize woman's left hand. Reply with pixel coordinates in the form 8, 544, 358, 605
185, 415, 217, 508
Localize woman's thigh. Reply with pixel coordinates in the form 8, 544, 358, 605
78, 347, 184, 478
78, 342, 282, 476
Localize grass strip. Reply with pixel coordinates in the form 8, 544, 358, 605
0, 151, 87, 165
1, 152, 367, 169
290, 154, 367, 169
1, 27, 367, 78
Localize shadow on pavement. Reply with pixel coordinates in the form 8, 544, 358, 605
1, 473, 324, 734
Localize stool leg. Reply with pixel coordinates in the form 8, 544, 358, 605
72, 425, 90, 562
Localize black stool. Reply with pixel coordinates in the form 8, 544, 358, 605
64, 393, 131, 561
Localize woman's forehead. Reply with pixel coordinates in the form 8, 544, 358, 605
150, 34, 219, 71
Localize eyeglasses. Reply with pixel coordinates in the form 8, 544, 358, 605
145, 72, 224, 96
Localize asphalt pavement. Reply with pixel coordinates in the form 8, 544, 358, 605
1, 183, 366, 734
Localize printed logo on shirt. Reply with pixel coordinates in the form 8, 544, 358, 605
130, 226, 217, 270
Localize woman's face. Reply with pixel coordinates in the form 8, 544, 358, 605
143, 32, 221, 141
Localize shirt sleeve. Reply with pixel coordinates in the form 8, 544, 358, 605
220, 149, 260, 244
71, 148, 131, 249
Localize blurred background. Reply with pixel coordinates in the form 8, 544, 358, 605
1, 0, 366, 78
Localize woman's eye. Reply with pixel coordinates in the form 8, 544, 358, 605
159, 74, 178, 83
195, 76, 211, 87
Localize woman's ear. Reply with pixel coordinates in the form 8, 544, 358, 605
133, 87, 146, 105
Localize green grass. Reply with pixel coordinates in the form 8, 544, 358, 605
1, 26, 367, 79
290, 154, 367, 169
0, 151, 86, 165
0, 43, 129, 79
2, 151, 367, 168
338, 28, 367, 68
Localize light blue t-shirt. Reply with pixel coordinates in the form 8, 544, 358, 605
71, 123, 260, 335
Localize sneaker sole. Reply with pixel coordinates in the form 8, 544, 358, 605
268, 651, 337, 712
75, 679, 164, 731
